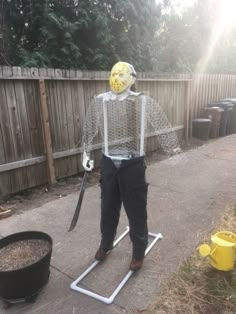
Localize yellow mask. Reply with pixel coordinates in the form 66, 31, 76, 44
109, 62, 136, 94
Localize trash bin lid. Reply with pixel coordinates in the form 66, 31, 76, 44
204, 107, 224, 112
223, 98, 236, 105
208, 102, 234, 109
192, 118, 211, 122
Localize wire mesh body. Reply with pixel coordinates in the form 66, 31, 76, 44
82, 92, 180, 160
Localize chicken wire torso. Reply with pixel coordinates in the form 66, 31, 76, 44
101, 97, 145, 159
82, 92, 180, 160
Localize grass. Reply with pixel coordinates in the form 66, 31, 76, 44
140, 205, 236, 314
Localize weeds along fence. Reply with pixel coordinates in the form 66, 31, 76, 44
0, 67, 236, 197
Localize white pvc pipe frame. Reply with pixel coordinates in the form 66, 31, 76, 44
70, 227, 163, 304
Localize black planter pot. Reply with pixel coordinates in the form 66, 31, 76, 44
0, 231, 53, 301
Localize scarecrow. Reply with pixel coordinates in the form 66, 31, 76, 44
82, 61, 180, 270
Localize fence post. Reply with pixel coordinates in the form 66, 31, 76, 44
189, 79, 193, 138
39, 79, 56, 185
185, 80, 192, 140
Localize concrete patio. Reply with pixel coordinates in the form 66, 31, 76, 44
0, 135, 236, 314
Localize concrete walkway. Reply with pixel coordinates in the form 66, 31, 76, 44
0, 135, 236, 314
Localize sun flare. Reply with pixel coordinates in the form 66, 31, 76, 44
218, 0, 236, 31
197, 0, 236, 73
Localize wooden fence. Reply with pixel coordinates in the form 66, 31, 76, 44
0, 67, 236, 197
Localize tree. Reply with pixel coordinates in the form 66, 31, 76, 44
3, 0, 162, 70
0, 0, 10, 65
4, 0, 82, 67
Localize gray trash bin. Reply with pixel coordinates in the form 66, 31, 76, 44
208, 102, 234, 136
223, 99, 236, 134
192, 118, 212, 140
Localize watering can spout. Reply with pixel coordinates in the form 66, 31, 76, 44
198, 244, 217, 262
199, 244, 211, 257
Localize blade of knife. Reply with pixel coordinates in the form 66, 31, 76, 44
68, 171, 88, 232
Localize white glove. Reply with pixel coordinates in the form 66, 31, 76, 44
82, 152, 94, 172
173, 147, 182, 154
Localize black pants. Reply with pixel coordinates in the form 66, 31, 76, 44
99, 154, 148, 259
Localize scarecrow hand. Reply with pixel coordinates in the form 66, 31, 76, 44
82, 152, 94, 172
173, 147, 182, 154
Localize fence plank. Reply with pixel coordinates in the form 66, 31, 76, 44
185, 81, 191, 140
14, 80, 37, 189
55, 81, 68, 151
4, 80, 24, 160
57, 80, 77, 178
0, 81, 15, 162
0, 81, 12, 197
50, 80, 62, 151
0, 126, 5, 164
64, 81, 75, 148
14, 81, 32, 158
39, 79, 56, 185
22, 80, 45, 187
70, 81, 85, 172
3, 80, 29, 194
23, 81, 43, 157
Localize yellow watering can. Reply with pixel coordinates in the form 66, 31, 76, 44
199, 231, 236, 271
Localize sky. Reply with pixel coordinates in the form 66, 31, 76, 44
156, 0, 196, 8
155, 0, 197, 16
156, 0, 236, 27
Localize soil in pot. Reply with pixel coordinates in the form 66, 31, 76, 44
0, 239, 51, 272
